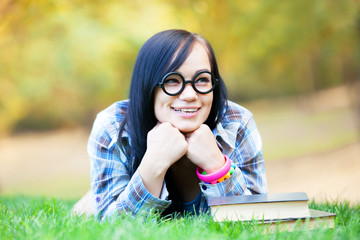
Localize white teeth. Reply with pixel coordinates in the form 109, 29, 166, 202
174, 108, 198, 113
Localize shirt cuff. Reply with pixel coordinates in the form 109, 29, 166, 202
159, 180, 169, 200
123, 170, 171, 215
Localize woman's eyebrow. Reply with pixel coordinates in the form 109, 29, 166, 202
196, 68, 211, 73
176, 68, 211, 78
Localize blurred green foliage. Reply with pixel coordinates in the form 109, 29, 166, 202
0, 0, 359, 134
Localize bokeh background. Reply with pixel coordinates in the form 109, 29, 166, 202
1, 0, 359, 203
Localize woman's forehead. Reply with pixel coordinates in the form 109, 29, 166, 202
175, 42, 211, 78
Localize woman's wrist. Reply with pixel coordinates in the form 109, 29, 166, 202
141, 150, 171, 178
197, 150, 225, 174
138, 152, 170, 198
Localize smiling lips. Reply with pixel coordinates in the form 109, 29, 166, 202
173, 107, 199, 113
171, 107, 200, 117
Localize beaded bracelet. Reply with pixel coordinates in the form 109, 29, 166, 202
206, 164, 235, 184
196, 155, 231, 184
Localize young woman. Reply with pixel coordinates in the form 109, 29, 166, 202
85, 29, 267, 220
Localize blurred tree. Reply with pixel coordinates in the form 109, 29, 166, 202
0, 0, 358, 134
178, 0, 359, 100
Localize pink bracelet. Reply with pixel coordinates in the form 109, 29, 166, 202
196, 155, 231, 183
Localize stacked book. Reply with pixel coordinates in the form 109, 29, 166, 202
207, 192, 336, 232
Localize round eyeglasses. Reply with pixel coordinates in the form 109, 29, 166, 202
158, 70, 218, 96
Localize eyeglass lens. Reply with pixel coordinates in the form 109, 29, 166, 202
162, 72, 214, 95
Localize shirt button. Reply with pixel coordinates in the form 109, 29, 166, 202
202, 185, 207, 190
96, 196, 101, 202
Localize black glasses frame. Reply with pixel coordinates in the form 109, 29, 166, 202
158, 70, 218, 96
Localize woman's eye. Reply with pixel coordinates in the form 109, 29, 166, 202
164, 78, 181, 84
195, 77, 210, 84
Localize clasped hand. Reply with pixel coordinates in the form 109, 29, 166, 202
146, 122, 224, 173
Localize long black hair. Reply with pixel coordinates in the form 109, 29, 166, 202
119, 29, 228, 175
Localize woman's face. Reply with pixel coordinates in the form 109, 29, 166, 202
154, 42, 213, 133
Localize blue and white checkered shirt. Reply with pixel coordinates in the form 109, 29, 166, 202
89, 100, 268, 220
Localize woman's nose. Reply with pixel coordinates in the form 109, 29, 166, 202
179, 83, 198, 101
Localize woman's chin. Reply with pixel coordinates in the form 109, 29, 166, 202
174, 124, 200, 133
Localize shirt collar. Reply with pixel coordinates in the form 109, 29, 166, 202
212, 121, 239, 154
110, 123, 129, 148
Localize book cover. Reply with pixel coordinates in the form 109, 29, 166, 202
208, 192, 311, 222
207, 192, 309, 206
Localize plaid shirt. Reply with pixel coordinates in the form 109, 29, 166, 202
89, 100, 268, 220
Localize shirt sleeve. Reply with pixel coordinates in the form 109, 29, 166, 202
200, 111, 268, 199
89, 113, 171, 220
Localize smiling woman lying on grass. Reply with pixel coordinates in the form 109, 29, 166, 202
74, 29, 268, 220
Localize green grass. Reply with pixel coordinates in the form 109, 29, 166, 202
1, 196, 359, 239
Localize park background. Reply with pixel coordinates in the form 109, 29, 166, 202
0, 0, 359, 204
